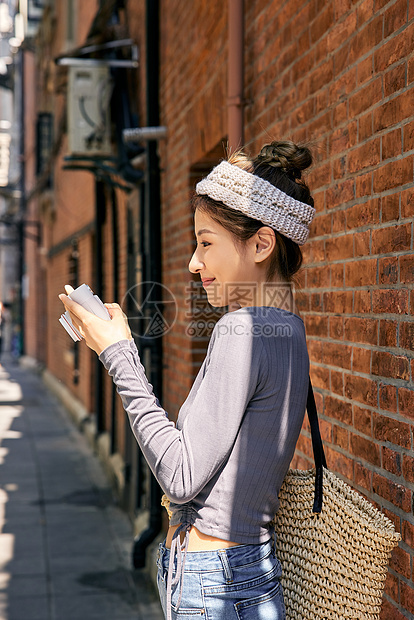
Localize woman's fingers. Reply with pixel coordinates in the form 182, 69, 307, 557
64, 285, 75, 295
58, 293, 89, 322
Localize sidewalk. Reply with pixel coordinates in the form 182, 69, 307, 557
0, 357, 164, 620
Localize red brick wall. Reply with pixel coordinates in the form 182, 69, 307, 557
26, 1, 413, 614
151, 1, 414, 617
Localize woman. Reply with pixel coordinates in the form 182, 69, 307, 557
59, 140, 315, 619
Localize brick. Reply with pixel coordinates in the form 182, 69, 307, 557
383, 0, 407, 39
400, 187, 414, 218
308, 161, 331, 190
379, 319, 398, 346
372, 351, 410, 380
324, 290, 353, 313
329, 122, 357, 155
402, 519, 414, 548
382, 127, 403, 159
350, 433, 380, 466
353, 230, 370, 257
374, 90, 414, 132
349, 78, 382, 117
401, 582, 414, 614
333, 424, 348, 449
373, 414, 411, 448
310, 364, 329, 390
333, 100, 348, 126
331, 209, 346, 233
384, 571, 400, 604
345, 374, 377, 407
379, 383, 397, 413
373, 157, 413, 193
380, 599, 406, 620
359, 111, 373, 141
352, 346, 371, 373
403, 119, 414, 151
328, 67, 357, 111
382, 446, 402, 476
353, 404, 372, 435
349, 14, 383, 64
311, 212, 331, 236
348, 137, 381, 173
399, 255, 414, 283
325, 445, 353, 480
357, 0, 374, 25
330, 369, 344, 396
357, 54, 374, 86
372, 289, 409, 314
305, 315, 329, 337
325, 395, 352, 425
310, 3, 334, 43
384, 63, 406, 97
327, 11, 356, 53
390, 546, 411, 581
319, 419, 333, 443
310, 292, 323, 312
372, 472, 412, 511
403, 454, 414, 482
345, 198, 380, 230
296, 431, 313, 459
399, 387, 414, 420
353, 290, 371, 313
345, 258, 376, 286
306, 265, 330, 288
322, 341, 352, 369
399, 321, 414, 351
329, 316, 344, 339
331, 263, 344, 287
372, 223, 411, 254
355, 171, 372, 197
374, 21, 414, 72
379, 257, 398, 285
325, 234, 353, 260
332, 155, 348, 181
354, 461, 371, 491
344, 317, 377, 344
381, 193, 400, 223
326, 179, 354, 209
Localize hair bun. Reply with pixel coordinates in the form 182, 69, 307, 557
257, 140, 312, 180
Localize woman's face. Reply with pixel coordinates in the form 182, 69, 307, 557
188, 209, 260, 308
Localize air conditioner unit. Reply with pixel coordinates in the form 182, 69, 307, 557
67, 65, 112, 156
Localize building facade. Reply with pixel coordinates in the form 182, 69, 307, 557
15, 1, 414, 617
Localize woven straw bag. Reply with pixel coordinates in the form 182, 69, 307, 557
273, 379, 401, 619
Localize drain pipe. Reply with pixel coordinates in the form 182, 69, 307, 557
132, 0, 163, 569
228, 0, 244, 151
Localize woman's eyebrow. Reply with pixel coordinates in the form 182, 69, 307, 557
196, 228, 217, 236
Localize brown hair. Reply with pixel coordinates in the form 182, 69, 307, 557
191, 140, 314, 284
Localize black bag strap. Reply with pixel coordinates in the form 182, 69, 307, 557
306, 376, 327, 514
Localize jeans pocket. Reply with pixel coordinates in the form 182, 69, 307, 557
234, 581, 286, 620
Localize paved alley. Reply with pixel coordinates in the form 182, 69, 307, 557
0, 358, 164, 620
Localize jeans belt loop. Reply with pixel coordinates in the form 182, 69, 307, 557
218, 549, 233, 584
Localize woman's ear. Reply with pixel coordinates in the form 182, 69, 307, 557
253, 226, 276, 263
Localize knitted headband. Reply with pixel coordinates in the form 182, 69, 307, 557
195, 160, 315, 245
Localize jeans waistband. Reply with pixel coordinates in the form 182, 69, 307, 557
158, 538, 273, 572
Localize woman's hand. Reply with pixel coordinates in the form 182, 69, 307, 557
58, 285, 133, 355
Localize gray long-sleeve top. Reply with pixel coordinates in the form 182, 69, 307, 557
99, 306, 309, 543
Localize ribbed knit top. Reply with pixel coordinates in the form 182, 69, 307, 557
99, 306, 309, 544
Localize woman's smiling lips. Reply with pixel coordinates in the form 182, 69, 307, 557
202, 278, 216, 287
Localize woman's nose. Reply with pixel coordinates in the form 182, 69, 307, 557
188, 249, 203, 273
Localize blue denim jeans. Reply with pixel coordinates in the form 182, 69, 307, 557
156, 539, 286, 619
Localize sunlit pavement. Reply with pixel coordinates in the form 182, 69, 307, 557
0, 358, 163, 620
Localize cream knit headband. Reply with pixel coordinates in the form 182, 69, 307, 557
195, 160, 315, 245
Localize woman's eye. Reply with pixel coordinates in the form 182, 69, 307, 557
201, 242, 210, 247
